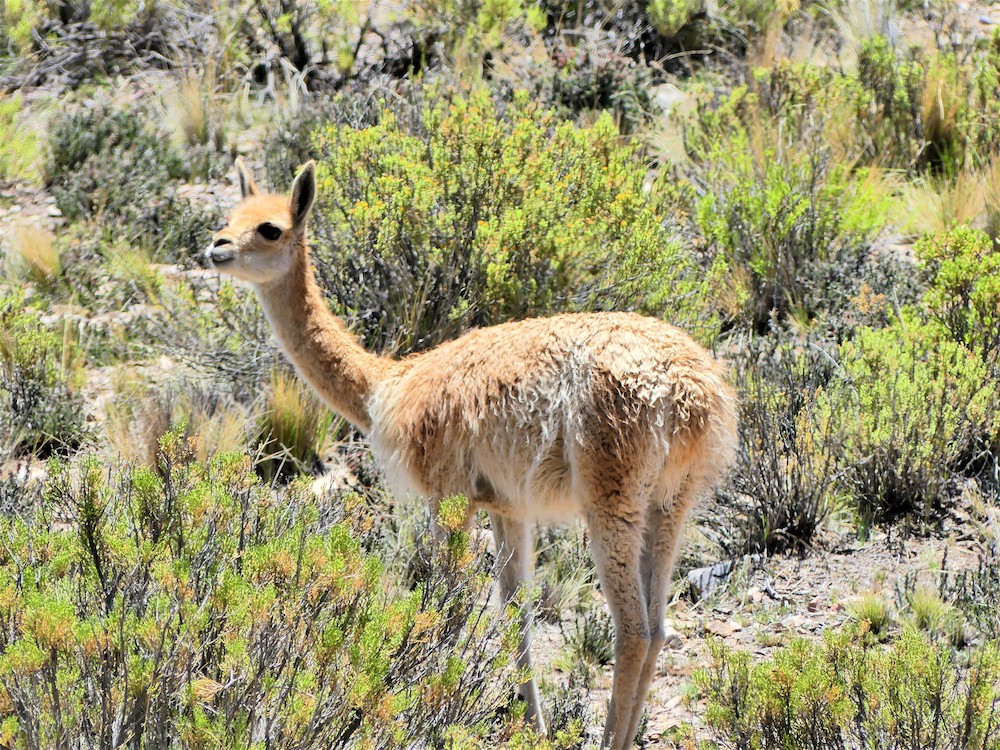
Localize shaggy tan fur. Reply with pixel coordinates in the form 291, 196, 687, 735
205, 159, 739, 750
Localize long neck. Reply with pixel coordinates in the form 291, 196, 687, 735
255, 242, 395, 433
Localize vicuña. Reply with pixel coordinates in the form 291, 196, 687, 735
205, 159, 738, 749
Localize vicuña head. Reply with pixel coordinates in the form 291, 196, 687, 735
206, 158, 316, 285
206, 159, 738, 750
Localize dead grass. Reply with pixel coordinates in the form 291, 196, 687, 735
830, 0, 897, 68
161, 63, 225, 150
896, 170, 985, 238
104, 373, 248, 467
3, 222, 59, 282
981, 156, 1000, 242
254, 368, 335, 481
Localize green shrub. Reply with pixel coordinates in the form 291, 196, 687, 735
530, 39, 658, 134
818, 315, 997, 528
688, 86, 889, 333
0, 441, 523, 748
543, 661, 594, 748
696, 629, 1000, 750
0, 292, 87, 457
721, 338, 845, 554
854, 36, 944, 172
47, 100, 222, 262
563, 605, 615, 668
648, 0, 698, 36
151, 275, 275, 402
915, 226, 1000, 362
752, 39, 1000, 175
852, 35, 1000, 174
535, 525, 595, 624
250, 0, 363, 75
312, 87, 714, 352
1, 0, 148, 50
405, 0, 531, 65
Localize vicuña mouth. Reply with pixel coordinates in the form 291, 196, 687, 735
209, 249, 236, 265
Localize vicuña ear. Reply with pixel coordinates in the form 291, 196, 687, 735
235, 158, 259, 198
290, 161, 317, 229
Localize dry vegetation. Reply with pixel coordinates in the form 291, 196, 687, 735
2, 0, 1000, 747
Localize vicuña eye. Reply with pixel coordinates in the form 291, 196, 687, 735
258, 223, 283, 241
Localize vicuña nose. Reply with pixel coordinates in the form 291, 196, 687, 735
213, 237, 232, 247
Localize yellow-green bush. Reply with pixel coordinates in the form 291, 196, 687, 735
647, 0, 698, 36
312, 87, 714, 351
0, 440, 523, 748
689, 85, 890, 333
696, 628, 1000, 750
0, 93, 38, 182
818, 315, 997, 526
915, 226, 1000, 361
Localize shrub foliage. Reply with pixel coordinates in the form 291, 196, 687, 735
0, 438, 522, 748
311, 88, 713, 351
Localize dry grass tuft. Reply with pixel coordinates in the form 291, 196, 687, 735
896, 171, 985, 238
105, 373, 248, 467
981, 156, 1000, 242
847, 592, 894, 639
161, 62, 226, 151
254, 368, 335, 482
830, 0, 897, 66
4, 222, 59, 282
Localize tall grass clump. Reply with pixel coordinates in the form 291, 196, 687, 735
311, 87, 715, 352
0, 93, 38, 182
0, 437, 526, 748
104, 375, 249, 468
3, 223, 59, 285
254, 368, 335, 482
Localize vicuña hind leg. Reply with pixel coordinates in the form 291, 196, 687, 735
623, 472, 715, 745
585, 482, 651, 750
489, 512, 547, 736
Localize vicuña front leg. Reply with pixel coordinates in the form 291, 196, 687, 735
586, 492, 650, 750
490, 512, 547, 736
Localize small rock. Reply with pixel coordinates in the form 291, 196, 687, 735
653, 83, 693, 115
707, 619, 743, 637
687, 559, 736, 599
981, 15, 996, 25
807, 596, 823, 612
783, 614, 807, 630
47, 205, 62, 217
663, 627, 684, 649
